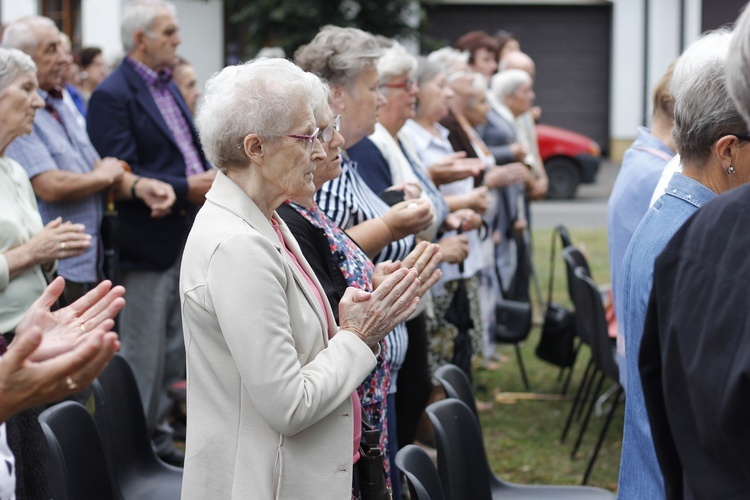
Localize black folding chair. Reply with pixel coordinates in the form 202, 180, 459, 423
38, 401, 115, 500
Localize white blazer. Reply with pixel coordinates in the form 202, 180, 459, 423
180, 171, 377, 499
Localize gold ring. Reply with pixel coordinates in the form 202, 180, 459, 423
65, 376, 78, 391
80, 323, 86, 334
60, 241, 67, 250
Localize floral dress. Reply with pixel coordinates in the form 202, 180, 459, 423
288, 201, 392, 483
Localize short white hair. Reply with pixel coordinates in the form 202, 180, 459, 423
490, 69, 531, 102
1, 16, 57, 55
377, 42, 417, 82
670, 29, 732, 97
196, 58, 325, 171
727, 7, 750, 128
427, 47, 469, 73
121, 0, 177, 54
0, 47, 37, 92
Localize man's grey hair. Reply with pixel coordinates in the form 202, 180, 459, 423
670, 29, 732, 97
121, 0, 177, 54
727, 7, 750, 128
294, 26, 383, 88
0, 47, 37, 92
377, 42, 417, 83
1, 16, 57, 55
427, 47, 469, 74
673, 58, 746, 164
490, 69, 531, 102
196, 58, 325, 171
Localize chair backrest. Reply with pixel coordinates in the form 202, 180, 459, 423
93, 354, 182, 499
38, 401, 115, 500
555, 224, 573, 249
434, 363, 479, 422
562, 247, 593, 345
395, 445, 446, 500
575, 268, 620, 382
426, 399, 494, 500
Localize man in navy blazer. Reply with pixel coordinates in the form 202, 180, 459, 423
87, 0, 214, 467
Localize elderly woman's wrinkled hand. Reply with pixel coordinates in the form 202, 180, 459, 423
428, 153, 484, 186
371, 242, 442, 297
382, 198, 434, 240
14, 276, 125, 362
0, 323, 120, 424
338, 268, 420, 349
26, 217, 91, 266
444, 209, 483, 232
399, 241, 442, 296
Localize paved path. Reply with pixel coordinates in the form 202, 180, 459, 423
531, 159, 618, 229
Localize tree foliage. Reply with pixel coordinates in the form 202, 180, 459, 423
224, 0, 431, 60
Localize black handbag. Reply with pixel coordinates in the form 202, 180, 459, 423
357, 417, 391, 500
535, 226, 577, 367
494, 189, 532, 345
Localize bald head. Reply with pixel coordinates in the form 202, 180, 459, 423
500, 51, 535, 80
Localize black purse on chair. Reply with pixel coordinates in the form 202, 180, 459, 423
535, 226, 577, 368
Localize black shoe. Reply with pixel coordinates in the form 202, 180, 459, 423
158, 447, 185, 467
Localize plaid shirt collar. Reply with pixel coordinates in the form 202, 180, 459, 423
126, 56, 173, 89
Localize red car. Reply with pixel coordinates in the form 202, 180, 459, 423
536, 124, 602, 199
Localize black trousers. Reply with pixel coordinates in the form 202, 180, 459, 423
395, 312, 432, 448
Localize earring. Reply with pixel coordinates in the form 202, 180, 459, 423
727, 165, 736, 174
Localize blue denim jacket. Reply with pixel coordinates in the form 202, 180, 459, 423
608, 127, 674, 386
617, 172, 716, 499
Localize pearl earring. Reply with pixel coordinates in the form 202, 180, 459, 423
727, 165, 736, 174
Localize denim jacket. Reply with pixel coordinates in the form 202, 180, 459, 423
617, 172, 716, 499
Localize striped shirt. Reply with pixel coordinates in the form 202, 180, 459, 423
7, 89, 102, 283
315, 155, 411, 392
126, 57, 203, 178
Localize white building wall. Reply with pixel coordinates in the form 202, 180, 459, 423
81, 0, 124, 63
610, 0, 702, 149
1, 0, 36, 23
171, 0, 224, 90
610, 0, 646, 140
1, 0, 223, 93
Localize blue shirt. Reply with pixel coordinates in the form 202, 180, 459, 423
617, 172, 716, 499
607, 127, 674, 386
7, 89, 103, 283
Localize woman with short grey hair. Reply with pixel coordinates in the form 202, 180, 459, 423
181, 57, 421, 499
618, 37, 750, 498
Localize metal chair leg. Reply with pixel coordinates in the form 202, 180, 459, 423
561, 355, 593, 442
560, 342, 582, 396
582, 387, 624, 484
514, 343, 531, 391
571, 371, 605, 459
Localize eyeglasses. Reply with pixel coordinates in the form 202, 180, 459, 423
379, 79, 417, 91
280, 127, 320, 148
317, 115, 341, 143
446, 71, 475, 83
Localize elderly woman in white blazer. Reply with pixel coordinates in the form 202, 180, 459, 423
180, 58, 421, 499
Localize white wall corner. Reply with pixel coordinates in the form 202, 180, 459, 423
610, 0, 645, 140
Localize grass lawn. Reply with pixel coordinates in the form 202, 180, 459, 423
475, 227, 621, 493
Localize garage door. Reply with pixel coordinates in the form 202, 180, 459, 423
425, 3, 612, 153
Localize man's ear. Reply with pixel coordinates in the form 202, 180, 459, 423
133, 30, 148, 52
243, 134, 264, 164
